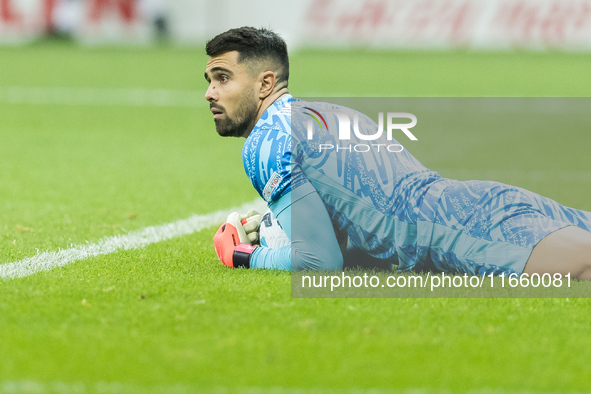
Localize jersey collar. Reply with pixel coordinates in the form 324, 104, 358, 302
253, 94, 293, 129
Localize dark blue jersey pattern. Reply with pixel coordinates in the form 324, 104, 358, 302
242, 95, 591, 274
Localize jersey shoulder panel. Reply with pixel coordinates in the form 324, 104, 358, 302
242, 95, 293, 203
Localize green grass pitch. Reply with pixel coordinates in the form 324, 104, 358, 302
1, 43, 591, 393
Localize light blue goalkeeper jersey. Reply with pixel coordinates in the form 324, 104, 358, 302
243, 94, 591, 274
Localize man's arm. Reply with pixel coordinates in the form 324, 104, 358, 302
250, 184, 344, 271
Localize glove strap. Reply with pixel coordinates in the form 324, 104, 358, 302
233, 243, 256, 269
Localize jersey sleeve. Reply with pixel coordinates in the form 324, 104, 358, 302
249, 184, 344, 271
242, 128, 292, 205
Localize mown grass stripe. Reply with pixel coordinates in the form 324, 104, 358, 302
0, 199, 266, 280
0, 87, 208, 108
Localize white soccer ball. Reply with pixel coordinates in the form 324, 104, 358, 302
259, 208, 290, 249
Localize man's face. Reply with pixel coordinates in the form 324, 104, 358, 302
204, 51, 259, 138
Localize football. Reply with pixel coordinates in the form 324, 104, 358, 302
258, 209, 290, 249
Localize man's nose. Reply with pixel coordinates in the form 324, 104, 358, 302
205, 84, 217, 102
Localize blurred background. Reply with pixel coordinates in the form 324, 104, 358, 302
1, 0, 590, 50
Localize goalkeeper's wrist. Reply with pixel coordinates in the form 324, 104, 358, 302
233, 243, 257, 269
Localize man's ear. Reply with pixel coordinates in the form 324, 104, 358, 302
258, 71, 276, 99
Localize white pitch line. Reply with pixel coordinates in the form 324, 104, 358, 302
0, 199, 266, 280
0, 87, 374, 108
0, 380, 541, 394
0, 86, 208, 108
2, 87, 590, 114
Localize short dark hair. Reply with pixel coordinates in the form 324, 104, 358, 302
206, 27, 289, 85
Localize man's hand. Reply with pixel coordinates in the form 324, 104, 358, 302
213, 210, 261, 268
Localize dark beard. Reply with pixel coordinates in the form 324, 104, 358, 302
214, 94, 258, 138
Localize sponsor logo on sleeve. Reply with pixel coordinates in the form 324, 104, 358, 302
263, 171, 283, 202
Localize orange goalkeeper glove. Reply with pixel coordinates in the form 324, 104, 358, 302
213, 212, 259, 268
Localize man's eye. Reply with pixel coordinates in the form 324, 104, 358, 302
220, 75, 228, 83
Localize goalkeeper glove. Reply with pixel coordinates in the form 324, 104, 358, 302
212, 210, 261, 268
239, 209, 263, 245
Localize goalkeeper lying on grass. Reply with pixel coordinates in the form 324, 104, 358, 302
205, 27, 591, 280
